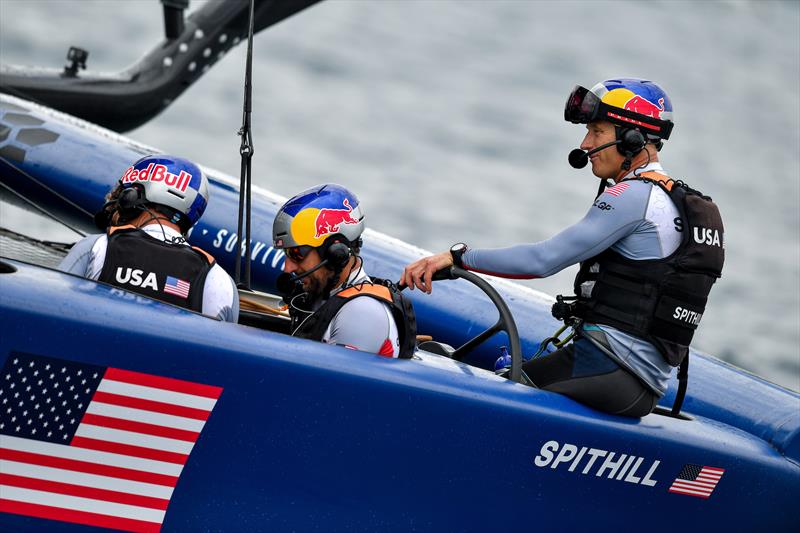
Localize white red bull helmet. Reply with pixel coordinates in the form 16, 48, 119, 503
272, 183, 365, 249
565, 78, 674, 142
118, 155, 209, 231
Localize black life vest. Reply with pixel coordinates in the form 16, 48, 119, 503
98, 225, 215, 313
290, 278, 417, 358
572, 172, 724, 366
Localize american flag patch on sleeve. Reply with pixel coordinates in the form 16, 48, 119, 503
0, 353, 222, 532
605, 182, 629, 197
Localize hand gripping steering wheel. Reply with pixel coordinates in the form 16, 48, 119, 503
430, 266, 524, 383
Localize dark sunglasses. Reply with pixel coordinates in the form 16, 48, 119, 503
285, 245, 314, 262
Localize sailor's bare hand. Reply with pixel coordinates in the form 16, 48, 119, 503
401, 251, 453, 294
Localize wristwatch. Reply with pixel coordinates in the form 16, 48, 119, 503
450, 243, 468, 269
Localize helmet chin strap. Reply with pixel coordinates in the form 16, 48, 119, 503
621, 155, 634, 171
320, 254, 357, 300
616, 148, 653, 182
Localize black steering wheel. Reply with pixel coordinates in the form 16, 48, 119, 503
430, 266, 524, 383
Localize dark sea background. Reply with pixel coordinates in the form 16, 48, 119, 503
1, 0, 798, 391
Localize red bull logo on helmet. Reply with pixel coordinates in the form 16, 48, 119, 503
623, 95, 665, 120
121, 163, 193, 193
314, 198, 358, 239
599, 87, 669, 132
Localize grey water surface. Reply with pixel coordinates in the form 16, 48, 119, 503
1, 0, 798, 391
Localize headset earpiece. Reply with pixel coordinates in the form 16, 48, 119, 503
618, 128, 646, 156
118, 186, 144, 211
108, 185, 148, 226
325, 241, 351, 269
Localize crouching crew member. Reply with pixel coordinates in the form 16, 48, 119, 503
59, 155, 239, 322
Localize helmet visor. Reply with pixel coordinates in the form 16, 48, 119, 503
564, 84, 674, 139
564, 85, 601, 124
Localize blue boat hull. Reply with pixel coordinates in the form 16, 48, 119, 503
1, 94, 799, 531
0, 261, 798, 531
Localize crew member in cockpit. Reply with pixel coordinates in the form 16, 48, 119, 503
58, 155, 239, 322
272, 183, 416, 357
401, 78, 725, 417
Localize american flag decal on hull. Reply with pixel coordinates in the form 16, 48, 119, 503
668, 464, 725, 499
0, 353, 222, 532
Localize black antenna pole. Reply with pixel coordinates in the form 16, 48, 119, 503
235, 0, 256, 290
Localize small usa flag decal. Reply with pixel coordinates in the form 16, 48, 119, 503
163, 276, 190, 299
605, 182, 629, 197
0, 353, 222, 532
668, 464, 725, 499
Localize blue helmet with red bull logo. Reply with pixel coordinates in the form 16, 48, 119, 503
272, 183, 365, 250
565, 78, 674, 143
117, 155, 209, 232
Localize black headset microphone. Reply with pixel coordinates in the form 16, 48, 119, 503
569, 129, 647, 170
276, 242, 352, 297
567, 139, 621, 169
568, 129, 647, 197
276, 261, 328, 296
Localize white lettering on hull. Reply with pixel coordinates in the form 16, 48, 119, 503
533, 440, 661, 488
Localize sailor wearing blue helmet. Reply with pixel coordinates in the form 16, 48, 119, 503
273, 183, 416, 357
58, 155, 239, 322
403, 78, 724, 417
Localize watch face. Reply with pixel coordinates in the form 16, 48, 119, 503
450, 243, 467, 268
